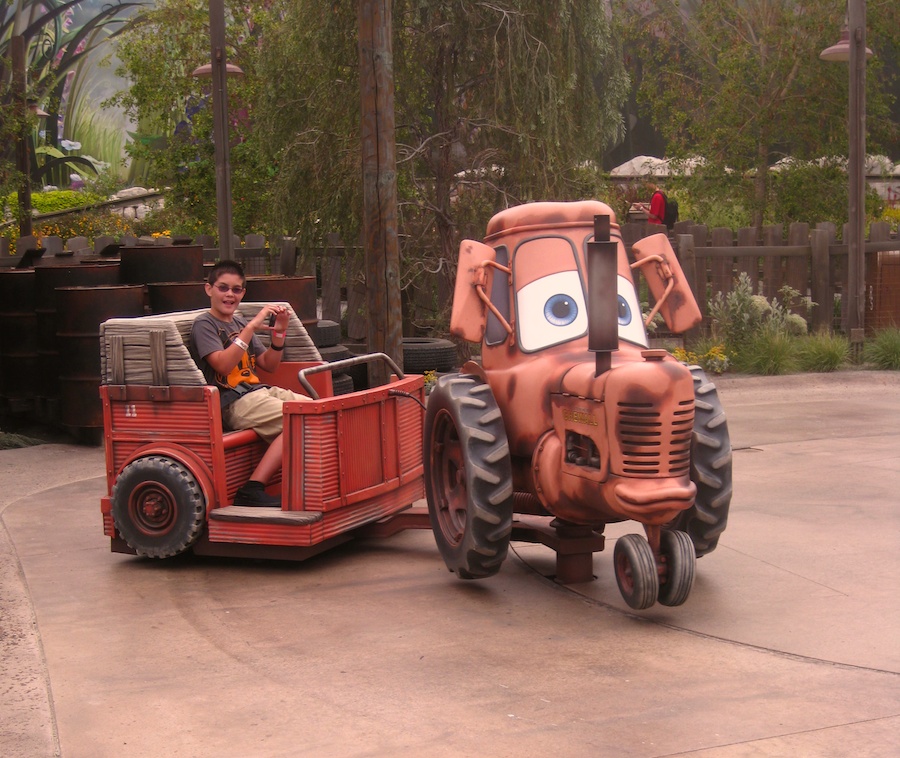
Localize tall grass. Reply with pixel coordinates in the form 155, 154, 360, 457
797, 332, 849, 372
864, 327, 900, 370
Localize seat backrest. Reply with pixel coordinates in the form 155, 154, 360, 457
100, 303, 321, 386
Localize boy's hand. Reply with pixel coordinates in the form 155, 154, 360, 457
251, 304, 289, 331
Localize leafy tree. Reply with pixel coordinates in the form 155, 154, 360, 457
621, 0, 899, 228
107, 0, 270, 237
1, 0, 142, 193
254, 1, 629, 268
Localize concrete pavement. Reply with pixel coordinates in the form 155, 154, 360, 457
1, 371, 898, 757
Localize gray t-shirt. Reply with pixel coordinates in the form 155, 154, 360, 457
190, 311, 266, 408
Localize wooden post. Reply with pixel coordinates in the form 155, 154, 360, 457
358, 0, 401, 384
208, 0, 235, 260
810, 229, 831, 333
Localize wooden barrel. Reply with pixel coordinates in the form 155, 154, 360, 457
148, 282, 209, 314
244, 275, 317, 323
119, 245, 204, 284
34, 264, 121, 404
0, 270, 38, 411
55, 285, 145, 429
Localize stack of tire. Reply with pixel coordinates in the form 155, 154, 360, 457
306, 319, 354, 395
400, 337, 458, 376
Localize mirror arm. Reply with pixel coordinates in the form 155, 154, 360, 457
476, 260, 513, 335
630, 255, 675, 328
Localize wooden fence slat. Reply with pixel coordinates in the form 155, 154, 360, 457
761, 225, 784, 299
322, 233, 343, 324
786, 222, 810, 302
810, 230, 830, 333
736, 227, 759, 292
688, 225, 709, 316
347, 261, 368, 341
710, 227, 734, 299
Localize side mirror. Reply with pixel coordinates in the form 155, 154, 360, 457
450, 240, 496, 343
631, 234, 701, 334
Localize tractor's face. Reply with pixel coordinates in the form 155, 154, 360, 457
511, 234, 647, 354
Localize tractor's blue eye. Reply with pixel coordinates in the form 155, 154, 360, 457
544, 294, 579, 326
618, 295, 632, 326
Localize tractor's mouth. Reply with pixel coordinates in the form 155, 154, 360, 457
611, 477, 696, 522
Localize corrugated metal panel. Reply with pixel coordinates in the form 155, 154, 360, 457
339, 402, 384, 493
224, 442, 265, 499
208, 520, 318, 546
287, 412, 341, 509
319, 479, 423, 539
397, 394, 424, 475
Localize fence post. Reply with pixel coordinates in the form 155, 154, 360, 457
322, 232, 343, 324
810, 229, 830, 333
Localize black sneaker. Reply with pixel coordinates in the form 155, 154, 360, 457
233, 481, 281, 508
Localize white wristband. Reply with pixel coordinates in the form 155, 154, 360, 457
232, 337, 249, 351
273, 331, 286, 339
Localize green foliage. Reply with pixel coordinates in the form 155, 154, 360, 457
620, 0, 899, 228
673, 339, 730, 375
709, 274, 813, 353
0, 0, 143, 194
797, 332, 849, 373
25, 190, 104, 214
2, 209, 135, 254
864, 328, 900, 371
734, 331, 799, 376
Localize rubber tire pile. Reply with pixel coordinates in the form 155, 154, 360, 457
307, 320, 354, 395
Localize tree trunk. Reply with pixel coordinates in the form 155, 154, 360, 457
359, 0, 401, 384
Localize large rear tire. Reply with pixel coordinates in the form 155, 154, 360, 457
425, 374, 513, 579
112, 456, 206, 558
670, 366, 733, 556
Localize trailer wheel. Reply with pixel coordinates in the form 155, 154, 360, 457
657, 529, 695, 607
112, 456, 206, 559
425, 374, 513, 579
613, 533, 659, 610
670, 366, 733, 557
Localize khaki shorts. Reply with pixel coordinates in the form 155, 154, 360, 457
223, 386, 311, 443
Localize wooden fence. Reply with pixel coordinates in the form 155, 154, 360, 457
621, 220, 900, 335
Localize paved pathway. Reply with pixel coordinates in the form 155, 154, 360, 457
2, 371, 898, 757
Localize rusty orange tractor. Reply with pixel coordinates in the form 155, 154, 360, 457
424, 200, 732, 609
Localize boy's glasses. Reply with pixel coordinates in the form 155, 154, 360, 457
213, 283, 245, 294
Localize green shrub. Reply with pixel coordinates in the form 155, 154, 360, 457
797, 332, 849, 372
5, 189, 103, 215
864, 327, 900, 370
733, 330, 798, 375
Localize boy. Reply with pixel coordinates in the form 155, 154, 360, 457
190, 259, 310, 507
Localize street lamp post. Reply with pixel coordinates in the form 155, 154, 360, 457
820, 0, 872, 341
193, 0, 242, 260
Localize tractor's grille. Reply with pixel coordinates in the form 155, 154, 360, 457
616, 398, 694, 476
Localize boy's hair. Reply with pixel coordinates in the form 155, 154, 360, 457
207, 259, 245, 285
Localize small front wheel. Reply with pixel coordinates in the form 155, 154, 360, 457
614, 533, 659, 610
657, 529, 696, 607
